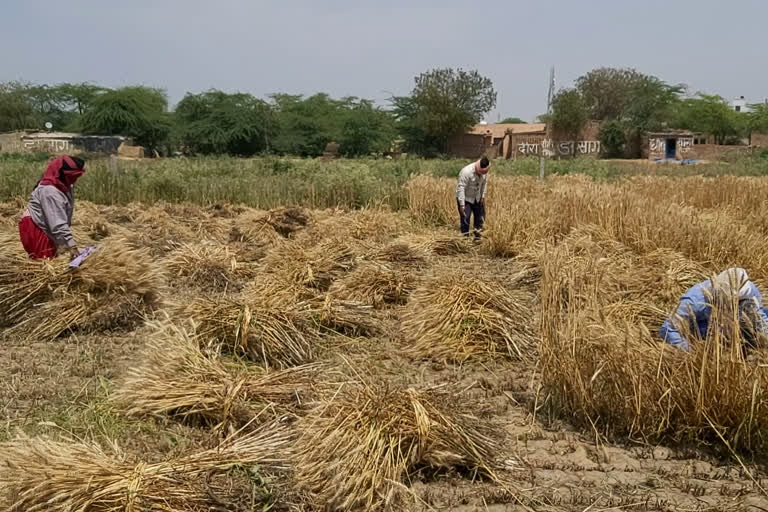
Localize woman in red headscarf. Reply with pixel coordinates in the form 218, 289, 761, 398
19, 155, 86, 260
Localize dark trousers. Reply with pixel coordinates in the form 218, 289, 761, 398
458, 200, 485, 238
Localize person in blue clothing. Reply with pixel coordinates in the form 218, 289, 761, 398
659, 267, 768, 351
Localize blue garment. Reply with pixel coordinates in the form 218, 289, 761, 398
659, 279, 768, 351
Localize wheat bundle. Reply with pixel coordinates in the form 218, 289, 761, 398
366, 240, 430, 268
329, 263, 416, 308
346, 205, 407, 241
264, 206, 313, 237
0, 427, 291, 512
0, 237, 71, 327
302, 295, 384, 337
0, 237, 165, 340
293, 381, 500, 511
172, 295, 317, 367
540, 236, 768, 453
263, 236, 360, 291
402, 269, 537, 362
131, 206, 199, 251
166, 242, 244, 292
114, 322, 318, 431
401, 232, 474, 257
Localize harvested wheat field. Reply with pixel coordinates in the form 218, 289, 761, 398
5, 175, 768, 511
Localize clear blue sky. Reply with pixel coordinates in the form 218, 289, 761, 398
1, 0, 765, 122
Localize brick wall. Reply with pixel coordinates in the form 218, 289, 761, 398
752, 133, 768, 148
506, 121, 602, 159
447, 134, 492, 159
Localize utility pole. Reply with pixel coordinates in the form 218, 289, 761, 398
539, 66, 555, 181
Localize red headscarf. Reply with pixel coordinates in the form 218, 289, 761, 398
38, 156, 86, 195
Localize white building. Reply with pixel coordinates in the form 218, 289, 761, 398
731, 96, 752, 113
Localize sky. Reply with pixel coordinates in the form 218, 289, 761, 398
1, 0, 766, 122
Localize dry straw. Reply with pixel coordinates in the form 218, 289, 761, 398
0, 236, 165, 340
329, 262, 417, 307
172, 294, 317, 368
293, 380, 500, 511
366, 240, 430, 268
0, 427, 291, 512
402, 267, 537, 362
165, 241, 246, 292
262, 236, 360, 291
539, 228, 768, 453
113, 321, 319, 432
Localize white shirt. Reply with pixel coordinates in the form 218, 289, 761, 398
455, 162, 487, 205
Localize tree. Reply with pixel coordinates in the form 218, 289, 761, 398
749, 103, 768, 135
175, 90, 276, 156
576, 68, 644, 121
54, 83, 106, 115
599, 120, 626, 158
393, 68, 496, 155
673, 95, 745, 144
79, 86, 171, 151
271, 93, 342, 157
0, 82, 37, 132
500, 117, 526, 124
550, 88, 587, 139
338, 100, 395, 157
575, 67, 682, 130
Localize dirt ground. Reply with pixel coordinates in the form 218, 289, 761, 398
2, 203, 768, 511
4, 324, 768, 511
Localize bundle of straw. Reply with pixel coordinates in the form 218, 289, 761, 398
410, 234, 473, 257
0, 427, 291, 512
402, 270, 537, 362
0, 237, 165, 340
293, 381, 500, 511
329, 263, 416, 307
165, 242, 243, 292
172, 295, 317, 368
366, 240, 429, 268
113, 322, 318, 432
539, 234, 768, 454
265, 206, 313, 237
263, 236, 360, 291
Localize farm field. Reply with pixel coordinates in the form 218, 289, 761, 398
2, 173, 768, 510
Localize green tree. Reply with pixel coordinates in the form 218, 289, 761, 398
550, 88, 587, 139
575, 67, 682, 129
393, 68, 496, 155
500, 117, 526, 124
576, 68, 644, 121
175, 90, 276, 156
338, 100, 395, 157
0, 82, 37, 132
54, 83, 106, 115
79, 86, 171, 151
271, 93, 343, 157
749, 103, 768, 135
673, 95, 745, 144
599, 120, 626, 158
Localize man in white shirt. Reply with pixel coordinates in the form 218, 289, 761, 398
455, 156, 489, 239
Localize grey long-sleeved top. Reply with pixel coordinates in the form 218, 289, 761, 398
25, 184, 76, 248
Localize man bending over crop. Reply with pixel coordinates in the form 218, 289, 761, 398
19, 155, 86, 260
456, 156, 489, 240
659, 267, 768, 351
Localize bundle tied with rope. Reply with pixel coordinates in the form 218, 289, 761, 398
0, 236, 165, 340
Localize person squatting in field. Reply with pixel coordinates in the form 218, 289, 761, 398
19, 155, 86, 260
456, 156, 489, 240
659, 267, 768, 351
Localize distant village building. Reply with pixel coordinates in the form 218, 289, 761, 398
0, 131, 141, 157
730, 96, 752, 113
446, 122, 601, 160
643, 130, 753, 161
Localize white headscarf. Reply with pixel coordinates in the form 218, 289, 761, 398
713, 267, 751, 299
